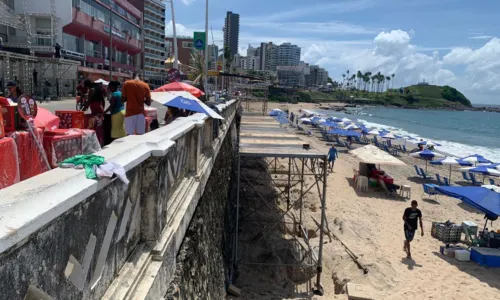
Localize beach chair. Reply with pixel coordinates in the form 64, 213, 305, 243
469, 173, 481, 186
419, 168, 434, 181
443, 177, 450, 186
383, 145, 391, 153
435, 174, 444, 185
422, 184, 439, 201
414, 165, 422, 177
489, 178, 496, 185
461, 172, 471, 182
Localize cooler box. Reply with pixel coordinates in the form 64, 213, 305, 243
0, 108, 4, 138
145, 116, 154, 133
1, 104, 20, 132
8, 128, 50, 181
63, 128, 101, 154
470, 247, 500, 267
0, 137, 20, 189
455, 249, 471, 262
43, 129, 83, 168
144, 107, 158, 119
55, 110, 85, 129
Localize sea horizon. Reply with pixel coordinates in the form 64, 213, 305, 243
312, 106, 500, 162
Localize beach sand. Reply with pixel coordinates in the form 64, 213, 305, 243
234, 101, 500, 300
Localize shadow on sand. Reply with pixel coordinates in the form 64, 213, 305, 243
432, 251, 500, 290
401, 257, 423, 270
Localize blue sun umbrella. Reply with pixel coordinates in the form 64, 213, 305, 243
163, 95, 223, 119
431, 157, 473, 179
461, 154, 493, 165
411, 149, 444, 171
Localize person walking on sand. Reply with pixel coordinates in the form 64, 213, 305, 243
327, 145, 338, 170
403, 200, 424, 259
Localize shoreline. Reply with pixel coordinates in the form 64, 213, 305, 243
239, 101, 500, 299
310, 101, 500, 113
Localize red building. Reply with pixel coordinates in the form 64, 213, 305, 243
165, 36, 193, 73
62, 0, 143, 82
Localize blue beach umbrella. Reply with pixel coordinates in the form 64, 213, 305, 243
431, 157, 473, 179
461, 154, 493, 165
341, 130, 361, 137
461, 165, 500, 177
162, 95, 223, 119
411, 149, 444, 171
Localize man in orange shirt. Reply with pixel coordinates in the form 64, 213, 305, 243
122, 75, 152, 135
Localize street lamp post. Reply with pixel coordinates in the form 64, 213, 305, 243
169, 0, 179, 69
109, 7, 113, 80
203, 0, 209, 97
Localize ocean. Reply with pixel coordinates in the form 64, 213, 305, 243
314, 107, 500, 162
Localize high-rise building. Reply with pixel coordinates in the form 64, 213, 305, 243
130, 0, 166, 88
207, 44, 219, 70
240, 56, 260, 71
259, 42, 278, 71
10, 0, 143, 82
223, 11, 239, 57
277, 42, 301, 66
306, 65, 329, 87
277, 64, 310, 87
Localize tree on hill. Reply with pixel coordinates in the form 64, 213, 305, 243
441, 85, 472, 106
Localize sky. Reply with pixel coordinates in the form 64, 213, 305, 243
166, 0, 500, 104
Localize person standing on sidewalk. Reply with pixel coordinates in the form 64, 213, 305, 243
122, 75, 152, 135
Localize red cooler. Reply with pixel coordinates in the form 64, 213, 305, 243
8, 128, 50, 180
43, 129, 83, 168
0, 137, 20, 189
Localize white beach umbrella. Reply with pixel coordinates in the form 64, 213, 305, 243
367, 129, 380, 135
341, 117, 351, 122
345, 124, 360, 130
382, 132, 397, 139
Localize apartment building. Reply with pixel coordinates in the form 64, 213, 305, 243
130, 0, 166, 88
223, 11, 239, 57
165, 35, 193, 74
277, 42, 300, 66
259, 42, 278, 71
277, 64, 310, 87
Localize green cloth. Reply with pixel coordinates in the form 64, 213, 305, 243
60, 154, 105, 179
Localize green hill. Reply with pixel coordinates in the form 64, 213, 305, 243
266, 85, 472, 108
404, 84, 472, 107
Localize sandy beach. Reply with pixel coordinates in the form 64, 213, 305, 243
235, 102, 500, 300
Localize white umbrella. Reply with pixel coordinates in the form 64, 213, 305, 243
299, 117, 311, 124
382, 132, 396, 139
345, 124, 360, 130
151, 91, 223, 119
367, 129, 380, 135
460, 166, 500, 177
94, 78, 109, 85
341, 117, 351, 122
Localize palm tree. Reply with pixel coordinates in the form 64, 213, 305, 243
371, 75, 377, 92
391, 73, 395, 90
363, 72, 371, 91
356, 70, 362, 90
342, 73, 346, 89
385, 76, 391, 91
188, 50, 205, 92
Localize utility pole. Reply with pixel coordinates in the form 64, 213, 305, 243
109, 7, 113, 80
203, 0, 209, 97
169, 0, 179, 69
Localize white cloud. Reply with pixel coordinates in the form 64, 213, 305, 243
373, 30, 411, 57
180, 0, 195, 5
469, 35, 494, 40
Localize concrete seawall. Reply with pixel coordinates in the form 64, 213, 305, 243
0, 100, 238, 300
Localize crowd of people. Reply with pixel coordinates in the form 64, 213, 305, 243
76, 75, 152, 144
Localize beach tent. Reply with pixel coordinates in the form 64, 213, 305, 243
351, 144, 406, 166
430, 157, 473, 180
299, 118, 311, 124
411, 149, 444, 171
269, 108, 284, 116
461, 154, 493, 165
435, 186, 500, 220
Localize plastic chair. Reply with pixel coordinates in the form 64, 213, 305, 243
414, 165, 422, 177
469, 173, 481, 186
356, 176, 369, 192
422, 184, 438, 200
443, 177, 450, 186
436, 173, 444, 185
399, 185, 411, 199
461, 172, 471, 181
419, 168, 434, 181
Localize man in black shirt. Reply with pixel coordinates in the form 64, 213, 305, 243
403, 200, 423, 258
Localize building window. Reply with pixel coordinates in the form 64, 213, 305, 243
182, 41, 193, 49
